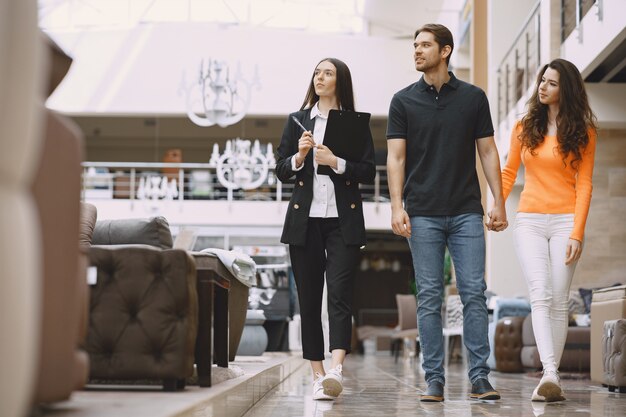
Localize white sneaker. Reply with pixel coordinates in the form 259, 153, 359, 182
531, 385, 546, 402
536, 370, 565, 402
321, 365, 343, 398
313, 372, 334, 401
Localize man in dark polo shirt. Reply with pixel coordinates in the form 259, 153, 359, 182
386, 23, 508, 403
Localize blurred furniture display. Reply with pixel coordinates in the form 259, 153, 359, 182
189, 170, 214, 199
162, 148, 183, 181
191, 253, 232, 385
32, 34, 92, 406
520, 314, 591, 372
443, 294, 464, 366
0, 3, 43, 416
86, 217, 250, 389
390, 294, 419, 362
237, 309, 269, 356
353, 249, 412, 354
113, 172, 136, 199
198, 247, 254, 360
487, 298, 531, 369
494, 316, 526, 372
355, 310, 396, 354
591, 285, 626, 383
82, 167, 114, 199
602, 319, 626, 393
87, 218, 199, 391
234, 245, 291, 352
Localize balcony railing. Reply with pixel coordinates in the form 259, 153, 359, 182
497, 1, 541, 126
82, 162, 390, 205
561, 0, 600, 42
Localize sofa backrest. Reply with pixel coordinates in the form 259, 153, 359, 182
92, 216, 173, 249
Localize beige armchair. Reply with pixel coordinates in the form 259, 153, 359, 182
31, 35, 93, 405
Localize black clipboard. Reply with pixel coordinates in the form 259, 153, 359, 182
317, 109, 371, 175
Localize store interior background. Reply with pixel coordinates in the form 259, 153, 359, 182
41, 0, 626, 349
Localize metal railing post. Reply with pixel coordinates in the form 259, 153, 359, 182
130, 168, 136, 210
178, 168, 184, 201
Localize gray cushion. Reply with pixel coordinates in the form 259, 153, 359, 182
92, 217, 173, 249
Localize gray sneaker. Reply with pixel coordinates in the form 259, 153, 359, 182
470, 378, 501, 400
420, 381, 444, 402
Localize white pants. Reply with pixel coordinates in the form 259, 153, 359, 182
514, 213, 578, 373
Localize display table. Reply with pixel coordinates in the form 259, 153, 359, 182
193, 255, 232, 387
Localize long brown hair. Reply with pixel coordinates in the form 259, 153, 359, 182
300, 57, 355, 111
520, 59, 596, 168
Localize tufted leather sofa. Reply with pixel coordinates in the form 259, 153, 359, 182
487, 298, 531, 369
86, 218, 198, 391
602, 319, 626, 392
494, 316, 526, 372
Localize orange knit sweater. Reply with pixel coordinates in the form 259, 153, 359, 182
501, 122, 596, 242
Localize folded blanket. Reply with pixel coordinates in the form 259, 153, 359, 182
200, 248, 256, 287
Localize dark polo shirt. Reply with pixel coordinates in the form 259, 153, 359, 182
386, 72, 494, 216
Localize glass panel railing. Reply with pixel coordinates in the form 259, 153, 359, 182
82, 162, 389, 204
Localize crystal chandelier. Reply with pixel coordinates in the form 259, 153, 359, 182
183, 59, 260, 127
209, 138, 275, 190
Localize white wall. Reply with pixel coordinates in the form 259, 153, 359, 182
47, 24, 420, 117
586, 84, 626, 129
486, 0, 536, 297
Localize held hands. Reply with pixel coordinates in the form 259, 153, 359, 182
391, 208, 411, 238
565, 239, 582, 265
486, 203, 508, 232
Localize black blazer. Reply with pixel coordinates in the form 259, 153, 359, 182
276, 108, 376, 247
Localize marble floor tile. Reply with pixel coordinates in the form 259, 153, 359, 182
243, 354, 626, 417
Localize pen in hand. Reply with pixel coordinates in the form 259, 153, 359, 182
291, 116, 310, 133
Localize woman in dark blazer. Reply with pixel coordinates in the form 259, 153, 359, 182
275, 57, 375, 401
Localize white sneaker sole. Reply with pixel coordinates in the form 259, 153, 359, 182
322, 377, 343, 398
313, 392, 334, 401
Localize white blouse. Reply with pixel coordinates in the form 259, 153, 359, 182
291, 102, 346, 218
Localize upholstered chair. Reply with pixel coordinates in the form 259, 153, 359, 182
86, 217, 198, 391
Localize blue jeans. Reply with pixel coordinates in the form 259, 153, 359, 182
408, 214, 490, 385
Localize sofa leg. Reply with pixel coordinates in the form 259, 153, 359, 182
163, 378, 186, 391
620, 386, 626, 394
608, 385, 616, 392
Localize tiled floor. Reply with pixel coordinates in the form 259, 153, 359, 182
39, 354, 306, 417
37, 353, 626, 417
244, 354, 626, 417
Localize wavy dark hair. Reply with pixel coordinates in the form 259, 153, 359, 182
300, 57, 355, 111
520, 58, 597, 169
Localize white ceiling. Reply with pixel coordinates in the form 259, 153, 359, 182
362, 0, 466, 39
44, 0, 469, 117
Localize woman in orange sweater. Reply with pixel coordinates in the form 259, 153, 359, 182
501, 59, 596, 402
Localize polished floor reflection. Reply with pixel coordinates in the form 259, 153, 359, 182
243, 354, 626, 417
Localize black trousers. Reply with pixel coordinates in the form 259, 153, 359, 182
289, 218, 360, 361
